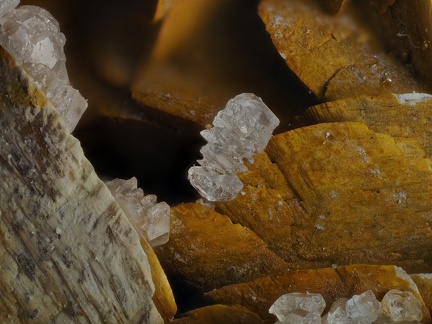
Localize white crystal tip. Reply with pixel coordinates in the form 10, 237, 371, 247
188, 93, 279, 202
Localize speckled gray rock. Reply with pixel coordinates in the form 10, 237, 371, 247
0, 45, 162, 323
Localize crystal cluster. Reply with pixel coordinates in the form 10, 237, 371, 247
0, 2, 87, 131
105, 178, 170, 247
271, 290, 422, 324
188, 93, 280, 201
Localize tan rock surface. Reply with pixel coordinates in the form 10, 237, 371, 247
140, 237, 177, 321
412, 273, 432, 316
172, 304, 264, 324
216, 122, 432, 269
0, 46, 163, 323
154, 203, 289, 293
302, 93, 432, 158
258, 0, 427, 100
206, 265, 431, 323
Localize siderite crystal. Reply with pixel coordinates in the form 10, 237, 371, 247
105, 177, 170, 247
381, 289, 422, 323
188, 93, 279, 201
0, 4, 87, 131
269, 292, 326, 324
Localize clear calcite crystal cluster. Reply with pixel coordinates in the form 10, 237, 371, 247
105, 177, 170, 247
0, 1, 87, 131
271, 290, 422, 323
188, 93, 280, 201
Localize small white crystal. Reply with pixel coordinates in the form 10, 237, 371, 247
322, 298, 352, 324
394, 92, 432, 105
105, 178, 170, 247
381, 289, 422, 323
0, 0, 18, 19
345, 290, 382, 323
269, 292, 326, 324
0, 5, 87, 131
188, 93, 279, 201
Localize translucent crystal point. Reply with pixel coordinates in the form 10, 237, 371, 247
0, 0, 18, 19
345, 290, 382, 323
322, 298, 353, 324
381, 289, 422, 323
269, 292, 326, 324
105, 178, 170, 247
0, 5, 87, 131
188, 93, 279, 201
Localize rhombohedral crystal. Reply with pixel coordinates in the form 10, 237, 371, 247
188, 93, 279, 201
106, 178, 170, 247
0, 3, 87, 131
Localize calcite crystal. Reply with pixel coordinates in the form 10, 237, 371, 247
269, 292, 325, 324
206, 265, 430, 322
0, 3, 87, 131
105, 177, 170, 247
381, 290, 423, 323
326, 291, 381, 323
272, 290, 422, 323
188, 93, 279, 201
0, 0, 18, 18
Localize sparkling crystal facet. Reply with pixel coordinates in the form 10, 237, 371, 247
345, 290, 382, 323
0, 4, 87, 131
105, 178, 170, 247
322, 298, 353, 324
188, 93, 279, 201
381, 289, 422, 323
269, 292, 326, 324
0, 0, 18, 19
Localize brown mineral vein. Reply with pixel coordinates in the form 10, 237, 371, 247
0, 45, 167, 323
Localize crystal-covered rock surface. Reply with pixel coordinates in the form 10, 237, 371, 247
269, 292, 326, 324
105, 177, 170, 247
381, 289, 422, 323
188, 93, 279, 201
0, 4, 87, 131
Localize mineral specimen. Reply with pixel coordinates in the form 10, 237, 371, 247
269, 292, 326, 324
323, 290, 382, 324
344, 290, 382, 323
105, 177, 170, 247
381, 289, 422, 323
0, 45, 162, 323
0, 0, 18, 18
321, 298, 350, 323
0, 3, 87, 131
188, 93, 279, 201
